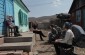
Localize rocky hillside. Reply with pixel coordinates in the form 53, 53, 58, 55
29, 15, 58, 23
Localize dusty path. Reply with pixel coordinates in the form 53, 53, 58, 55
32, 30, 85, 55
32, 30, 56, 55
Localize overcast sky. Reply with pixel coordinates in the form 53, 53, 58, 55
22, 0, 73, 17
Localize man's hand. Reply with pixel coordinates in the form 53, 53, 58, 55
55, 40, 58, 42
55, 39, 62, 43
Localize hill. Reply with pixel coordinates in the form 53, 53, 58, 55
29, 15, 58, 23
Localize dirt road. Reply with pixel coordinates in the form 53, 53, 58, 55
32, 30, 85, 55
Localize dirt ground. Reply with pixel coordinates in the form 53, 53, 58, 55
32, 30, 85, 55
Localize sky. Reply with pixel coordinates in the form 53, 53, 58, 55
22, 0, 73, 18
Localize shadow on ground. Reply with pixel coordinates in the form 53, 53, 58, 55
74, 41, 85, 48
40, 41, 52, 45
38, 50, 54, 53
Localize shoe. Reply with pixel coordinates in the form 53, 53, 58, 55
41, 39, 44, 41
43, 36, 46, 37
16, 33, 22, 36
14, 33, 22, 36
18, 34, 22, 36
14, 35, 18, 37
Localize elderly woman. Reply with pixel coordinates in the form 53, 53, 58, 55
6, 16, 22, 37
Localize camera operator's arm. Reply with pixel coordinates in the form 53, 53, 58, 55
55, 29, 74, 45
55, 30, 71, 43
58, 31, 70, 43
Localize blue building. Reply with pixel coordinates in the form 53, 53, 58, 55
14, 0, 29, 32
0, 0, 14, 35
0, 0, 29, 35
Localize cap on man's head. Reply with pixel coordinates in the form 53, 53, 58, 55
64, 22, 71, 28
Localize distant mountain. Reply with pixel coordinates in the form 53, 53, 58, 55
29, 14, 58, 23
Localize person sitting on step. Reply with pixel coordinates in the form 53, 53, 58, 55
6, 16, 22, 37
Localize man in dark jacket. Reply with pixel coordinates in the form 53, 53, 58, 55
48, 24, 59, 43
32, 21, 46, 41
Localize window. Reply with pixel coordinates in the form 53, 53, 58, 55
76, 10, 81, 22
18, 10, 28, 26
82, 7, 85, 28
25, 15, 27, 26
23, 13, 25, 25
18, 10, 23, 26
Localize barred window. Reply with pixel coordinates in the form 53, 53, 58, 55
76, 10, 81, 22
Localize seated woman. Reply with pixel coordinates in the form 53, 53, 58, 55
6, 16, 22, 37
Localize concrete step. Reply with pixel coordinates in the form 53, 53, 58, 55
29, 52, 33, 55
19, 32, 35, 46
4, 33, 36, 46
0, 42, 33, 52
4, 37, 32, 43
0, 50, 23, 55
0, 38, 4, 45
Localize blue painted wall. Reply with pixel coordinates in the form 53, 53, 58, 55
5, 0, 14, 17
0, 0, 14, 35
0, 0, 5, 34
